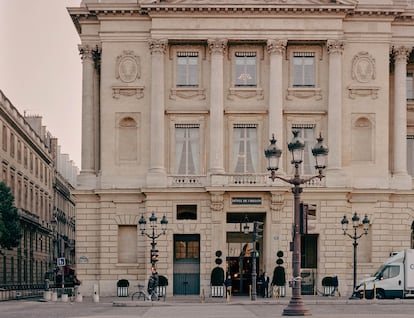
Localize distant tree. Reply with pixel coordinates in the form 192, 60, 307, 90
0, 182, 21, 252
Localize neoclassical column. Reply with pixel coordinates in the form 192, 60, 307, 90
267, 39, 287, 173
78, 44, 100, 174
148, 39, 168, 179
208, 39, 227, 174
392, 46, 411, 178
327, 40, 344, 172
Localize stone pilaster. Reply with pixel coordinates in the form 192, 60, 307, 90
326, 40, 346, 186
78, 44, 101, 177
391, 46, 412, 189
267, 40, 287, 174
147, 39, 168, 187
208, 39, 227, 174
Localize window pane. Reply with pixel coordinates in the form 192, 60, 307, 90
176, 57, 187, 86
175, 241, 187, 259
293, 54, 315, 87
235, 55, 256, 87
293, 59, 303, 86
407, 72, 414, 100
408, 137, 414, 176
188, 58, 199, 86
187, 241, 199, 259
177, 204, 197, 220
175, 126, 200, 175
176, 54, 199, 87
233, 126, 258, 173
303, 57, 315, 86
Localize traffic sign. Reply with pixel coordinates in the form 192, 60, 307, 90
57, 257, 66, 267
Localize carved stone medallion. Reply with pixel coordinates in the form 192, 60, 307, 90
116, 50, 140, 83
351, 52, 376, 83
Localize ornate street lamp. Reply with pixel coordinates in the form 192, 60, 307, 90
341, 212, 370, 295
139, 213, 168, 266
241, 216, 263, 301
265, 131, 328, 316
50, 216, 58, 286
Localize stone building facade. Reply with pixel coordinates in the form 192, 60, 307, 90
69, 0, 414, 297
0, 90, 78, 289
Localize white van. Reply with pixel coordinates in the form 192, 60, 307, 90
354, 249, 414, 299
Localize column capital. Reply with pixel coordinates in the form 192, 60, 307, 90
148, 38, 168, 55
267, 39, 287, 55
393, 46, 412, 63
78, 44, 101, 61
327, 39, 344, 55
208, 38, 228, 55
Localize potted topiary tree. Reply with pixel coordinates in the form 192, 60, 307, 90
210, 250, 225, 297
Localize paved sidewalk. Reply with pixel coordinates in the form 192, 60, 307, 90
2, 295, 414, 318
80, 295, 414, 318
111, 294, 414, 306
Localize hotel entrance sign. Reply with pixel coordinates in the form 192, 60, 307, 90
231, 197, 262, 205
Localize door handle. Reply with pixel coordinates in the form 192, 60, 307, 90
399, 280, 401, 285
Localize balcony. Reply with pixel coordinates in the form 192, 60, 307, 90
167, 173, 325, 188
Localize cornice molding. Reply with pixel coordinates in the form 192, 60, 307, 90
68, 1, 414, 34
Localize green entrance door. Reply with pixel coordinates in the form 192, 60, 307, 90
173, 234, 200, 295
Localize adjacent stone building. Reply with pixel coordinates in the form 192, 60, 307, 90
69, 0, 414, 297
0, 90, 78, 289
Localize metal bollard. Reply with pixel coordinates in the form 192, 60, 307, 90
362, 282, 366, 300
93, 284, 99, 303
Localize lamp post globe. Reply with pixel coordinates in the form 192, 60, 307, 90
265, 134, 282, 176
311, 133, 329, 173
287, 130, 305, 165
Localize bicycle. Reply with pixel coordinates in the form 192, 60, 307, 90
131, 284, 159, 301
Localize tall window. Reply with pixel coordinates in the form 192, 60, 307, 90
30, 152, 33, 172
293, 52, 315, 87
233, 124, 258, 173
176, 52, 199, 87
2, 125, 7, 151
10, 133, 15, 157
407, 72, 414, 100
235, 52, 257, 87
17, 140, 22, 162
24, 146, 28, 168
175, 124, 200, 175
408, 136, 414, 176
291, 126, 315, 175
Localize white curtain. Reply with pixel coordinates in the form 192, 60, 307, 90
175, 127, 200, 174
233, 127, 258, 173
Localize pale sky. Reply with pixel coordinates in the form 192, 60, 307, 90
0, 0, 83, 167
